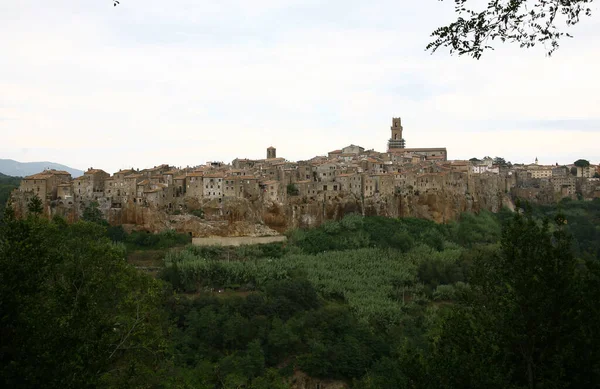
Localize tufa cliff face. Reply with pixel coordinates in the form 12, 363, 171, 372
11, 172, 512, 236
270, 173, 510, 230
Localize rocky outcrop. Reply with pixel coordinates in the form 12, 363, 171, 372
12, 173, 513, 236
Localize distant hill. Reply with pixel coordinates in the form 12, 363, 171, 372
0, 159, 83, 178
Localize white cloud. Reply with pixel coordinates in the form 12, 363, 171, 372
0, 0, 599, 173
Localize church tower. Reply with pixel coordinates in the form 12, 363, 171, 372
267, 146, 276, 159
387, 117, 405, 151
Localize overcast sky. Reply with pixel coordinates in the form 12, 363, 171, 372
1, 0, 599, 173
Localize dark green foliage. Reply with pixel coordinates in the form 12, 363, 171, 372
190, 208, 204, 219
6, 201, 600, 388
451, 210, 501, 247
417, 254, 468, 291
428, 211, 600, 388
529, 199, 600, 259
574, 159, 590, 168
0, 172, 20, 218
286, 183, 299, 196
493, 156, 509, 167
26, 193, 43, 215
571, 166, 578, 176
82, 200, 106, 225
0, 217, 169, 389
290, 214, 448, 253
106, 224, 127, 242
125, 229, 191, 250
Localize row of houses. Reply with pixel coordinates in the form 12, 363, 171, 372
14, 144, 599, 217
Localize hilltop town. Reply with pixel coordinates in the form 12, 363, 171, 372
10, 118, 600, 236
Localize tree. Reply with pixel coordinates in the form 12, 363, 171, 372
81, 201, 107, 225
0, 216, 170, 388
82, 200, 106, 224
27, 194, 43, 215
286, 183, 299, 196
427, 0, 595, 59
574, 159, 590, 167
429, 210, 600, 388
493, 156, 508, 167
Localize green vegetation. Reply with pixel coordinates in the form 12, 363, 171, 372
0, 172, 20, 218
0, 214, 169, 389
286, 183, 299, 196
119, 229, 191, 250
27, 194, 44, 215
2, 201, 600, 388
528, 198, 600, 260
191, 208, 205, 219
82, 200, 104, 224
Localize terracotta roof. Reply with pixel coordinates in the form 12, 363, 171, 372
261, 180, 279, 185
137, 179, 149, 185
24, 173, 53, 180
203, 173, 226, 178
124, 174, 144, 179
47, 170, 71, 175
186, 172, 204, 177
144, 188, 162, 193
85, 169, 107, 175
174, 175, 187, 180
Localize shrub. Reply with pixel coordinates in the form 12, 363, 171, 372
433, 284, 455, 301
191, 209, 205, 219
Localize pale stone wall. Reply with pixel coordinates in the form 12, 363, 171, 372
192, 235, 286, 246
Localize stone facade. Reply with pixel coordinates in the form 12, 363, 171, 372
10, 117, 599, 231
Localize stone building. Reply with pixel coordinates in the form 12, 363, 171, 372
341, 144, 365, 155
19, 169, 72, 202
203, 173, 225, 199
388, 117, 405, 150
185, 173, 204, 200
260, 180, 283, 202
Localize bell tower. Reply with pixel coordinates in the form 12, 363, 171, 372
387, 117, 405, 151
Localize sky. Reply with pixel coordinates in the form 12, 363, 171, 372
1, 0, 599, 174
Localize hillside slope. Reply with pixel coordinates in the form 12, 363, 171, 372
0, 159, 83, 178
0, 172, 21, 217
